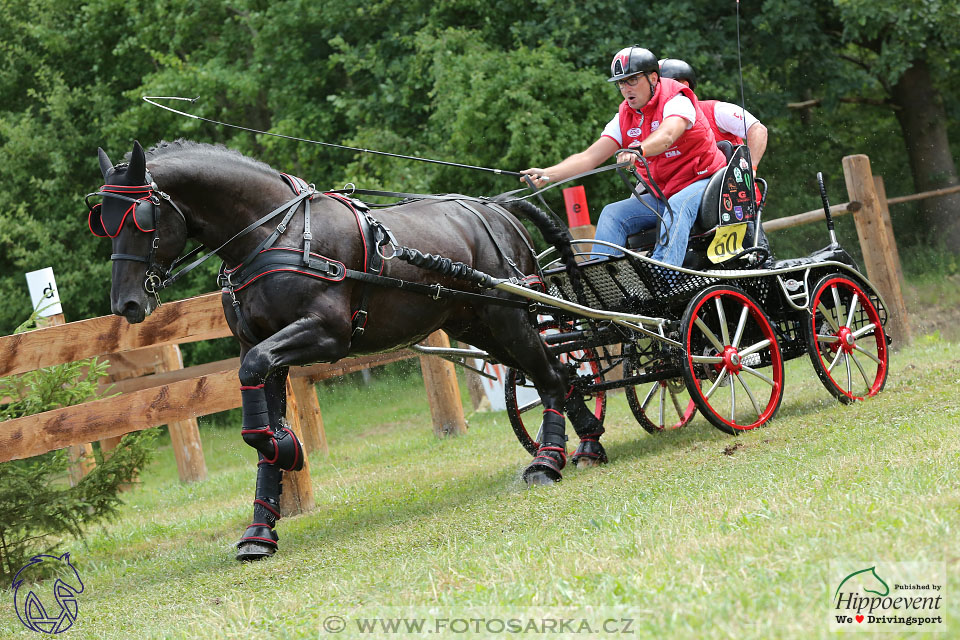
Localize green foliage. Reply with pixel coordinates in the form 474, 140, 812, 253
0, 0, 957, 334
0, 311, 156, 580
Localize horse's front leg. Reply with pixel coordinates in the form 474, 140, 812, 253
235, 367, 295, 561
233, 316, 350, 561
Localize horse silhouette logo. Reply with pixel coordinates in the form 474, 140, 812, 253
835, 565, 890, 600
11, 553, 84, 634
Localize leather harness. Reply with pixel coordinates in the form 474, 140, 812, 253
220, 174, 540, 343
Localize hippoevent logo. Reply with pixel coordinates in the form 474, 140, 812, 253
11, 553, 84, 634
829, 561, 945, 632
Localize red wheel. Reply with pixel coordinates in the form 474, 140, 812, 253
624, 350, 696, 432
505, 325, 605, 456
805, 274, 888, 404
681, 285, 784, 435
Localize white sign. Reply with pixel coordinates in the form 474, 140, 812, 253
25, 267, 62, 317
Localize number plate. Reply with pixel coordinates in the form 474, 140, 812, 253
707, 223, 747, 264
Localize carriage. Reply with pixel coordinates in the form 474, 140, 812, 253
90, 139, 890, 559
408, 143, 891, 453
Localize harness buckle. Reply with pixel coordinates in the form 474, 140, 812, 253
351, 310, 368, 337
303, 231, 313, 240
277, 222, 287, 233
431, 284, 442, 300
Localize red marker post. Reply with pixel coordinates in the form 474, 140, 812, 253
562, 186, 596, 259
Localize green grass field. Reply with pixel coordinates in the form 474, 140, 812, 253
2, 332, 958, 639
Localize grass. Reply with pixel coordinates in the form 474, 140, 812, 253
2, 327, 958, 638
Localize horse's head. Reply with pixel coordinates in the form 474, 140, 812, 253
90, 141, 188, 323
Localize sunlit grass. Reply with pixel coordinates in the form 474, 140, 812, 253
1, 334, 957, 639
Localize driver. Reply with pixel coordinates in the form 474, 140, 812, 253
521, 46, 725, 265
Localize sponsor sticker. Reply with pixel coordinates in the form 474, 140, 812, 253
627, 127, 642, 138
784, 279, 802, 291
721, 213, 730, 222
739, 158, 749, 170
734, 205, 744, 221
733, 167, 743, 183
722, 193, 733, 212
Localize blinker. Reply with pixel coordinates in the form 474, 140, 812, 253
86, 187, 158, 238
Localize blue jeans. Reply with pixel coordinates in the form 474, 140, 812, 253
592, 178, 711, 266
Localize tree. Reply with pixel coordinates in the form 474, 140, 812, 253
755, 0, 960, 251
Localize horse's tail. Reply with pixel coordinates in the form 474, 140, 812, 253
493, 197, 581, 292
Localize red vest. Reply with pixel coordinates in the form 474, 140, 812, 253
701, 100, 744, 145
617, 78, 725, 198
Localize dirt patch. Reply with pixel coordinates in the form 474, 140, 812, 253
722, 442, 744, 456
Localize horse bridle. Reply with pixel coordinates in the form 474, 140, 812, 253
86, 168, 188, 304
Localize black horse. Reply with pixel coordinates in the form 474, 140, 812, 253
91, 140, 607, 560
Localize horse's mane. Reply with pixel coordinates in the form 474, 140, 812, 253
128, 139, 276, 175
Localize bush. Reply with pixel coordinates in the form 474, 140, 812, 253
0, 311, 155, 580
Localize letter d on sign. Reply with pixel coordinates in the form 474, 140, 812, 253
563, 186, 591, 227
25, 267, 63, 317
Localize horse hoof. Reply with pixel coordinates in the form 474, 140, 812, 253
235, 541, 276, 562
575, 457, 600, 470
523, 470, 560, 486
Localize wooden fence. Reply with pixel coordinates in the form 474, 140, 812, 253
0, 153, 948, 512
0, 291, 465, 515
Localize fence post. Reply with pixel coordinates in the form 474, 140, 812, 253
156, 345, 208, 483
418, 330, 468, 437
841, 155, 912, 347
279, 378, 316, 517
873, 176, 907, 292
288, 376, 328, 455
37, 312, 97, 485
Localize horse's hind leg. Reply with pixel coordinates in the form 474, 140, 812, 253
233, 316, 350, 561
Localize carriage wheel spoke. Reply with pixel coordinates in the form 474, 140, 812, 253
852, 344, 883, 365
816, 334, 840, 344
844, 293, 860, 329
817, 302, 840, 332
658, 384, 666, 428
830, 285, 845, 328
695, 317, 725, 353
729, 375, 737, 423
739, 338, 771, 359
732, 304, 749, 348
852, 323, 877, 340
741, 365, 774, 387
850, 351, 872, 390
691, 354, 724, 364
844, 353, 853, 394
715, 298, 730, 345
738, 375, 761, 417
827, 348, 844, 373
641, 382, 659, 410
669, 387, 685, 418
517, 397, 543, 414
704, 368, 729, 399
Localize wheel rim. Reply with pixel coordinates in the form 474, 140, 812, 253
684, 287, 783, 431
809, 276, 887, 401
506, 329, 606, 455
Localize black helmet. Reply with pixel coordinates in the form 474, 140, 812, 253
658, 58, 697, 91
607, 46, 659, 83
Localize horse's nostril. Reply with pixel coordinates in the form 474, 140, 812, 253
117, 300, 145, 323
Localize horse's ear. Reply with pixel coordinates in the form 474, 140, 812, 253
97, 147, 113, 179
128, 140, 146, 184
